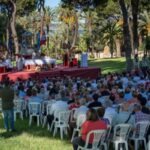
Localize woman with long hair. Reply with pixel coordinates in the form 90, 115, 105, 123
72, 108, 107, 150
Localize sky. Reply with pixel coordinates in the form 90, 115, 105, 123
45, 0, 60, 8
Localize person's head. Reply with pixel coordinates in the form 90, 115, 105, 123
79, 98, 86, 106
97, 107, 105, 118
4, 80, 10, 87
138, 96, 147, 106
92, 93, 99, 101
32, 89, 37, 96
121, 102, 129, 112
86, 108, 99, 121
118, 91, 124, 98
133, 103, 142, 112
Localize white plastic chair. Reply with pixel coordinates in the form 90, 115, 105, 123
129, 121, 150, 150
29, 102, 41, 126
53, 110, 70, 140
14, 100, 23, 121
71, 114, 86, 142
77, 129, 107, 150
111, 124, 132, 150
50, 108, 67, 132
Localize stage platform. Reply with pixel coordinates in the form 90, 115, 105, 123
0, 67, 101, 81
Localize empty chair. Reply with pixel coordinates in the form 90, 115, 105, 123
129, 121, 150, 150
71, 114, 86, 142
111, 124, 132, 150
77, 129, 107, 150
29, 102, 41, 126
53, 110, 70, 140
14, 100, 23, 121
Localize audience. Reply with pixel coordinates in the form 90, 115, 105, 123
1, 68, 150, 149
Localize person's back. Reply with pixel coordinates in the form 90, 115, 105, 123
81, 120, 107, 143
0, 85, 14, 110
88, 93, 101, 108
0, 81, 15, 131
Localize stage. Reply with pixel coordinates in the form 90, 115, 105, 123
0, 66, 101, 81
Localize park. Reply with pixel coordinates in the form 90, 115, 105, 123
0, 0, 150, 150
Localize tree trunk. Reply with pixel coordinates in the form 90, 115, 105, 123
115, 38, 121, 57
10, 0, 19, 60
119, 0, 133, 71
128, 18, 134, 54
131, 0, 139, 53
110, 38, 114, 58
71, 14, 78, 48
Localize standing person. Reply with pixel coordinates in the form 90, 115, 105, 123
140, 54, 149, 77
133, 54, 139, 71
17, 55, 25, 71
0, 80, 15, 132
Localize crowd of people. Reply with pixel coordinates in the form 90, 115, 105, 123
0, 55, 150, 149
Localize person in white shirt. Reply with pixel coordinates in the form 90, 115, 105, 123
74, 98, 88, 120
5, 57, 13, 71
47, 100, 68, 126
17, 56, 25, 71
103, 100, 117, 124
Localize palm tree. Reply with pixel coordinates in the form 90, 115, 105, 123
102, 20, 122, 58
139, 10, 150, 34
139, 10, 150, 55
59, 7, 78, 48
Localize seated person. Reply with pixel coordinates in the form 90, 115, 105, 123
88, 93, 102, 108
72, 108, 107, 150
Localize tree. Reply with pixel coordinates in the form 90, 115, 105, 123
59, 7, 78, 48
102, 20, 122, 58
0, 0, 43, 58
119, 0, 133, 71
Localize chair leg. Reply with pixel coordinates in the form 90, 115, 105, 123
42, 116, 47, 128
50, 121, 54, 132
71, 130, 76, 142
60, 127, 64, 140
37, 116, 39, 126
125, 142, 128, 150
143, 139, 147, 150
29, 116, 32, 126
114, 142, 118, 150
53, 126, 57, 137
134, 140, 138, 150
21, 112, 23, 120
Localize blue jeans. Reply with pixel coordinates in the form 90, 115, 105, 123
3, 109, 15, 131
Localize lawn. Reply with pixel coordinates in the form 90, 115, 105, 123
89, 57, 126, 74
0, 58, 126, 150
0, 115, 72, 150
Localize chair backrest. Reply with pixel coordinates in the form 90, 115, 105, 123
58, 110, 70, 125
76, 114, 86, 129
29, 102, 41, 115
113, 124, 131, 140
69, 108, 77, 122
104, 125, 111, 142
84, 130, 106, 149
105, 114, 114, 124
14, 100, 24, 111
133, 121, 150, 138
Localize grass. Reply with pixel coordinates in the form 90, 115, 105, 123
0, 115, 72, 150
89, 57, 126, 74
0, 57, 126, 150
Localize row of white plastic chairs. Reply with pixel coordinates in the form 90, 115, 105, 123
75, 121, 150, 150
1, 99, 150, 150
